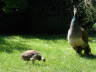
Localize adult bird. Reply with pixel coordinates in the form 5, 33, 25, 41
21, 50, 46, 64
67, 6, 92, 56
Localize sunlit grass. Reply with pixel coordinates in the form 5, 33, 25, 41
0, 34, 96, 72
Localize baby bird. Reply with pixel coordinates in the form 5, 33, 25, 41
21, 50, 46, 64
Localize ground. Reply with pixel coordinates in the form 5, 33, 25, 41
0, 34, 96, 72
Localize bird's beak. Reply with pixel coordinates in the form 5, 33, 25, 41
42, 57, 46, 62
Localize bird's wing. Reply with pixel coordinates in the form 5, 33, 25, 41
80, 27, 88, 43
30, 54, 37, 60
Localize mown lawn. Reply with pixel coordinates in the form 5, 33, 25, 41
0, 34, 96, 72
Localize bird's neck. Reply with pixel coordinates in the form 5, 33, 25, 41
70, 14, 79, 29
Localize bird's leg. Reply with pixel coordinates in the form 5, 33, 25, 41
30, 57, 35, 64
32, 60, 35, 64
84, 45, 92, 56
73, 46, 82, 55
26, 61, 29, 64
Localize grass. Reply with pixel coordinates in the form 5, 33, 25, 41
0, 34, 96, 72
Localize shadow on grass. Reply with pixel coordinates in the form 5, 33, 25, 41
33, 62, 47, 67
0, 35, 31, 53
79, 54, 96, 60
0, 34, 67, 53
0, 44, 31, 53
20, 34, 67, 40
20, 33, 96, 41
25, 61, 47, 67
89, 32, 96, 42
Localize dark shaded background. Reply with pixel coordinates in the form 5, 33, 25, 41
0, 0, 87, 34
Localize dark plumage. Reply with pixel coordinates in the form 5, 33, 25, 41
21, 50, 45, 63
67, 6, 92, 56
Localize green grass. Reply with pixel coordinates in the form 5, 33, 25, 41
0, 34, 96, 72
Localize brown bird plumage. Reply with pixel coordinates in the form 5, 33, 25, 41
67, 6, 92, 56
21, 50, 45, 63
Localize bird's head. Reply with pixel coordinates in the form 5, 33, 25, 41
73, 6, 77, 15
37, 55, 46, 62
41, 57, 46, 62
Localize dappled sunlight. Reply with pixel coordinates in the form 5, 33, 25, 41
0, 35, 67, 53
0, 35, 32, 53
